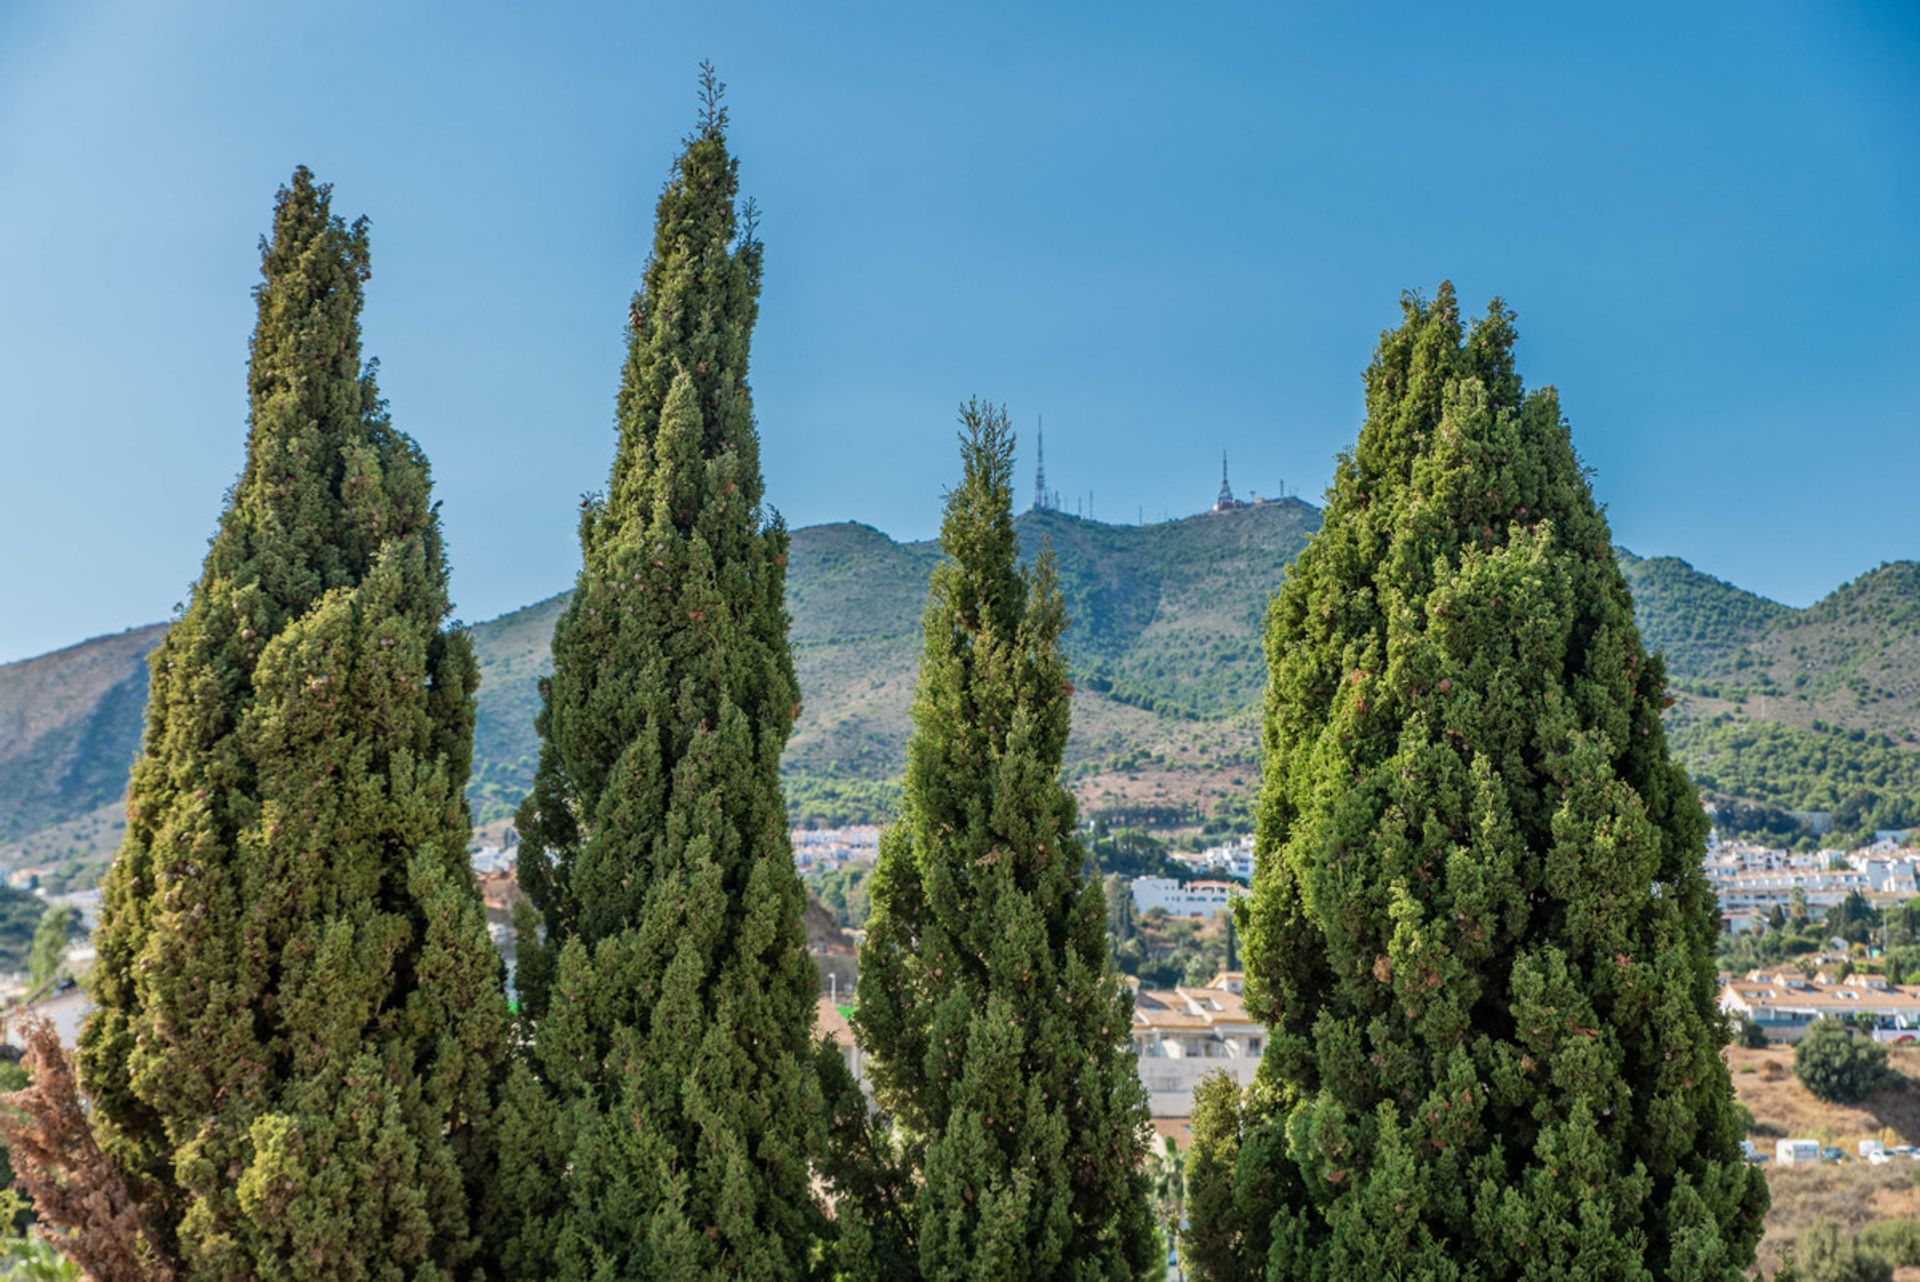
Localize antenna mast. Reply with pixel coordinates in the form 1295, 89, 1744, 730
1033, 416, 1048, 512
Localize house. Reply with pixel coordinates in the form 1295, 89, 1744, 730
1193, 836, 1256, 883
1777, 1139, 1822, 1166
816, 995, 866, 1094
1131, 980, 1264, 1118
2, 986, 92, 1051
1720, 969, 1920, 1043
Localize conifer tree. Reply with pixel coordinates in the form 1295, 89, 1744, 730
854, 402, 1155, 1280
499, 67, 826, 1278
1232, 284, 1768, 1278
77, 167, 509, 1278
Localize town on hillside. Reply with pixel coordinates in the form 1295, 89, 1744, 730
18, 818, 1919, 1149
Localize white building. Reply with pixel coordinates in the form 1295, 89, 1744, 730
1720, 969, 1920, 1043
1131, 974, 1263, 1117
1131, 877, 1238, 918
1193, 836, 1256, 883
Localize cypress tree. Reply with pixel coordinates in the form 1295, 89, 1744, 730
499, 66, 825, 1278
854, 402, 1155, 1280
1233, 283, 1767, 1278
78, 167, 509, 1278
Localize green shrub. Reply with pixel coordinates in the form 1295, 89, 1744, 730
1855, 1218, 1920, 1268
1776, 1221, 1893, 1282
1794, 1019, 1893, 1104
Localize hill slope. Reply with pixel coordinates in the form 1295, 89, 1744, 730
4, 507, 1915, 872
463, 501, 1322, 826
0, 623, 163, 880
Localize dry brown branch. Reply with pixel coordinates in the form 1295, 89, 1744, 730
0, 1017, 173, 1282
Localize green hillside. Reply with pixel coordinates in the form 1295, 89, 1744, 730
462, 501, 1321, 825
4, 507, 1915, 867
1617, 550, 1791, 678
1745, 561, 1920, 741
468, 592, 569, 821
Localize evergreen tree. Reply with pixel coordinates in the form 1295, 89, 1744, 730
1235, 284, 1767, 1279
77, 167, 509, 1279
1182, 1073, 1251, 1282
28, 905, 75, 990
500, 66, 825, 1278
854, 402, 1155, 1280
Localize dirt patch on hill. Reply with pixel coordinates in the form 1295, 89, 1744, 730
1730, 1044, 1920, 1272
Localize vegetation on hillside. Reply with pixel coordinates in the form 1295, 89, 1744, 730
1675, 717, 1920, 847
9, 523, 1918, 852
1618, 550, 1791, 678
1110, 900, 1233, 988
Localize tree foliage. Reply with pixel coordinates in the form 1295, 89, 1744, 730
1793, 1020, 1892, 1105
71, 168, 507, 1279
853, 403, 1155, 1279
27, 907, 75, 990
1233, 283, 1767, 1278
500, 66, 826, 1279
5, 1017, 174, 1281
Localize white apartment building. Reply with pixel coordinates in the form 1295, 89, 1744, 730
1131, 877, 1238, 918
1132, 974, 1263, 1117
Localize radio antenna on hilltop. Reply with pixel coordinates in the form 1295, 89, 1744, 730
1033, 416, 1048, 512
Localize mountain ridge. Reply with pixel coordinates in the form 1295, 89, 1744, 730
4, 502, 1914, 885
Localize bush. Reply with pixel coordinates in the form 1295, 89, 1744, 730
1855, 1217, 1920, 1268
1794, 1019, 1893, 1104
1734, 1013, 1771, 1049
1776, 1221, 1893, 1282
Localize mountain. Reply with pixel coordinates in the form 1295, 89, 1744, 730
462, 501, 1322, 829
1616, 551, 1792, 677
0, 624, 163, 884
5, 502, 1916, 883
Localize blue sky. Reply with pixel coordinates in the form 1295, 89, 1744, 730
2, 2, 1916, 662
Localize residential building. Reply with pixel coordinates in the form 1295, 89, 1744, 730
1720, 969, 1920, 1043
1131, 877, 1238, 917
815, 995, 866, 1094
1131, 976, 1263, 1117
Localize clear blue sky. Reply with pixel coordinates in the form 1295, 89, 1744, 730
3, 2, 1916, 662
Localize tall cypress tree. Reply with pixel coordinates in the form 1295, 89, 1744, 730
854, 402, 1155, 1280
78, 168, 509, 1279
1232, 284, 1767, 1278
499, 67, 825, 1278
